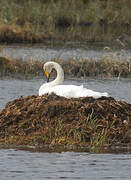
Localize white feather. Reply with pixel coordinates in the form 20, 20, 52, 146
39, 61, 109, 99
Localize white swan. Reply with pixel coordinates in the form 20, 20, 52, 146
39, 61, 109, 98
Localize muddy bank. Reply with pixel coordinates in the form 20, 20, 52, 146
0, 57, 130, 78
0, 94, 131, 151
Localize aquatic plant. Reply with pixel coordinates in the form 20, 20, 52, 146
0, 55, 130, 78
0, 57, 43, 78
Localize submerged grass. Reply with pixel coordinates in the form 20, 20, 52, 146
0, 0, 131, 43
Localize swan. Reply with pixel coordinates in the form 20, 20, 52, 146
39, 61, 109, 98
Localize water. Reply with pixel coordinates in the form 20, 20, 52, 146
0, 78, 131, 110
0, 44, 131, 179
1, 44, 131, 61
0, 149, 131, 180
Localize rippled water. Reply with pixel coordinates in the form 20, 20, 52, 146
0, 78, 131, 110
0, 149, 131, 180
1, 44, 131, 61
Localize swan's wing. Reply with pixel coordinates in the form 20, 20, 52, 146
39, 85, 79, 98
39, 85, 81, 97
59, 85, 109, 98
81, 88, 109, 98
39, 85, 108, 98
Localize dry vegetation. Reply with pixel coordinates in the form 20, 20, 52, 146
0, 56, 43, 78
0, 55, 130, 79
0, 94, 131, 152
0, 0, 131, 43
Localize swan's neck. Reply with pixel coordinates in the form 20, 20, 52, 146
42, 62, 64, 89
51, 63, 64, 86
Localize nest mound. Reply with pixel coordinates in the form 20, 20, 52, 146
0, 94, 131, 149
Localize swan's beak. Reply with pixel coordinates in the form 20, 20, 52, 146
44, 71, 50, 82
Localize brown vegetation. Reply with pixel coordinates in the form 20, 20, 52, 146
0, 94, 131, 152
0, 0, 131, 43
0, 56, 130, 78
0, 57, 43, 78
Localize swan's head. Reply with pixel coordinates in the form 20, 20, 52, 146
43, 61, 54, 82
43, 61, 64, 84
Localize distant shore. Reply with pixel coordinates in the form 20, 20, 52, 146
0, 56, 130, 79
0, 0, 131, 44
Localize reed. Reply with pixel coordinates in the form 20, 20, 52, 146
0, 57, 43, 78
0, 54, 130, 78
0, 0, 130, 43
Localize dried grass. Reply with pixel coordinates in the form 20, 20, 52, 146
0, 55, 130, 78
0, 0, 130, 43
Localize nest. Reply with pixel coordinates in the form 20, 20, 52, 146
0, 94, 131, 149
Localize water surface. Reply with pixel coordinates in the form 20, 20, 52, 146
0, 149, 131, 180
0, 78, 131, 110
1, 44, 131, 61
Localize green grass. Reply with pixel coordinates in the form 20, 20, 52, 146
1, 111, 128, 151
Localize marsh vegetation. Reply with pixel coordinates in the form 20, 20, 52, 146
0, 55, 130, 79
0, 0, 131, 43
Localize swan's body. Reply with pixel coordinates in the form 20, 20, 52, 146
39, 61, 109, 99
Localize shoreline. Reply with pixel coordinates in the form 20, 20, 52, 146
0, 56, 130, 79
0, 144, 131, 153
0, 0, 131, 44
